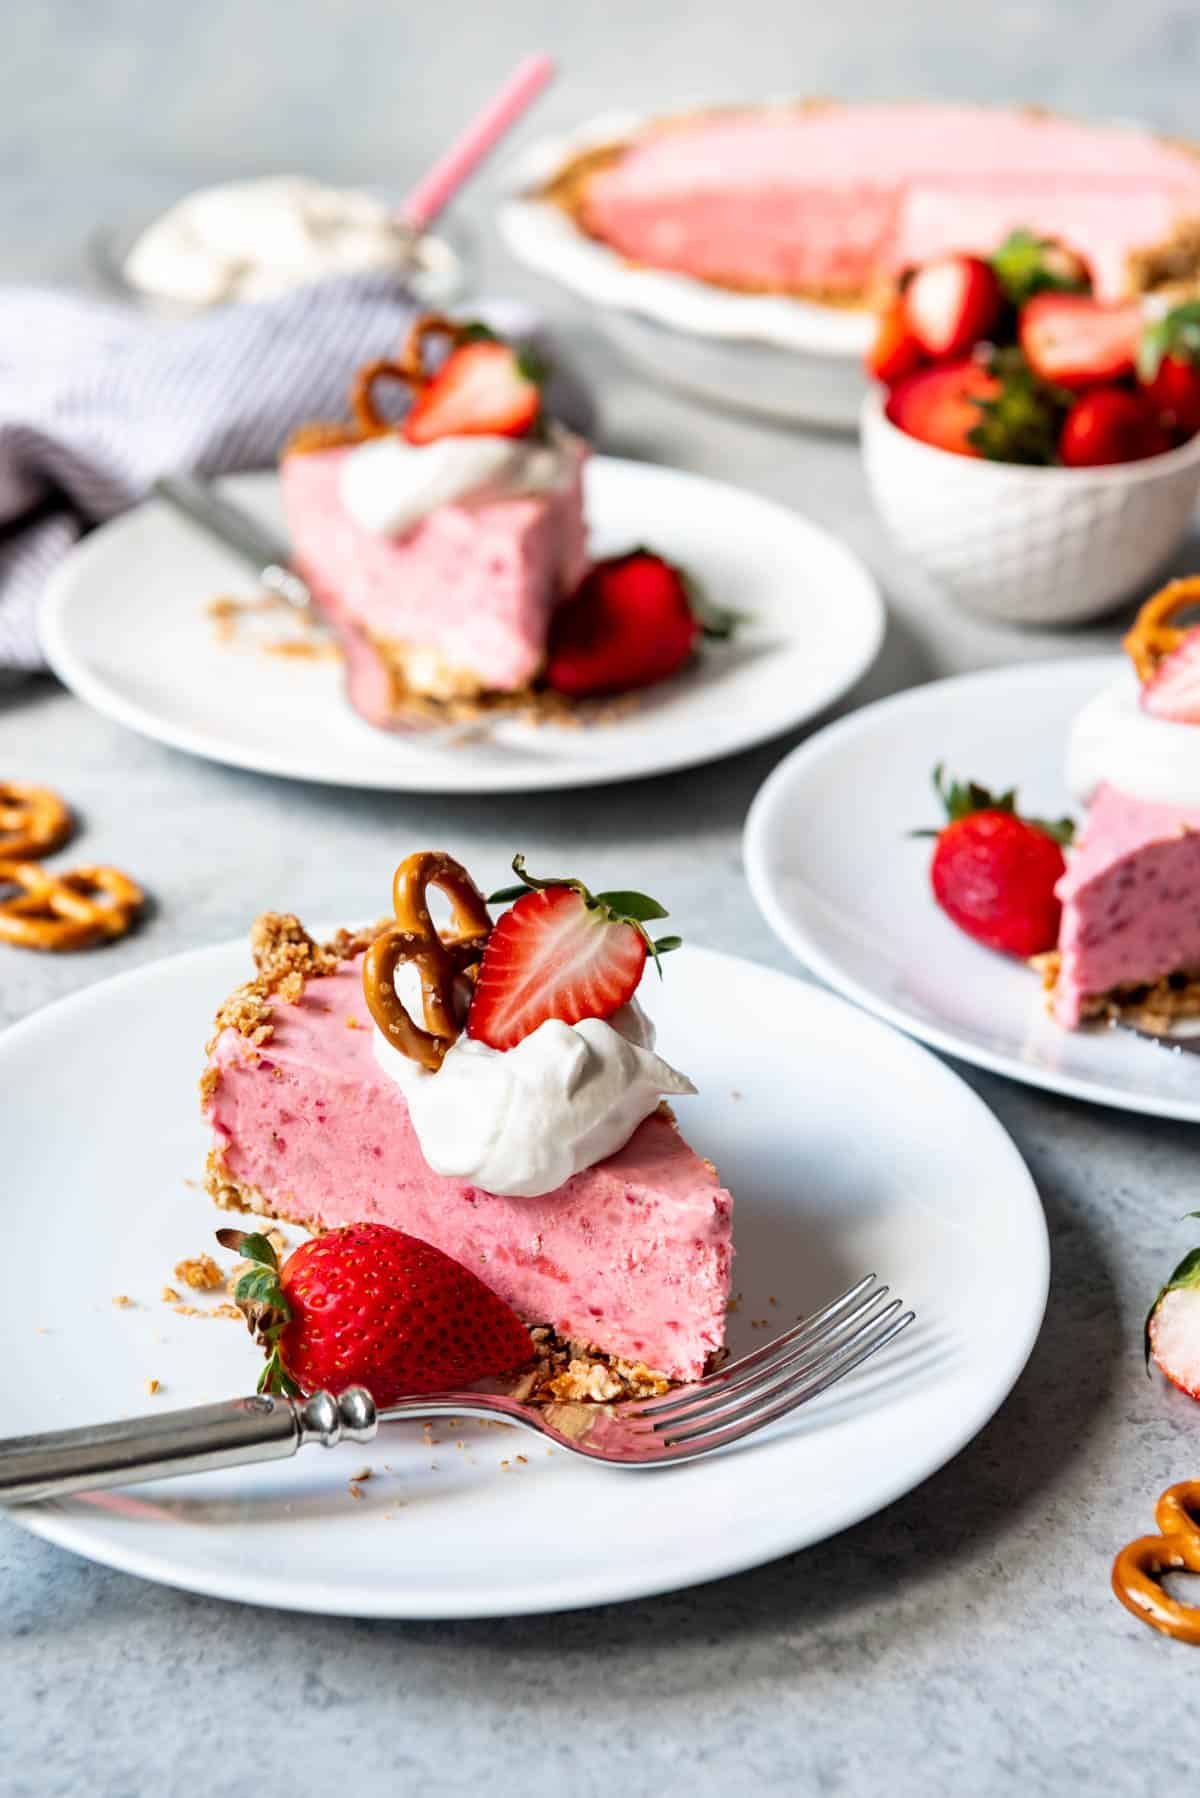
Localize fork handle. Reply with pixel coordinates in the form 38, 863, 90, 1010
0, 1389, 378, 1505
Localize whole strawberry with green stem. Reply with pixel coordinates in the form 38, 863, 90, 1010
219, 1223, 534, 1403
917, 766, 1075, 958
467, 854, 681, 1051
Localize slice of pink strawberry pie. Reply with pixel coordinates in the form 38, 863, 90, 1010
202, 851, 733, 1391
1049, 579, 1200, 1027
281, 315, 589, 725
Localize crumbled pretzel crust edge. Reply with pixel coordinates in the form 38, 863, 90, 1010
1033, 949, 1200, 1028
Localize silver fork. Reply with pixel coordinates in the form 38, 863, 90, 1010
0, 1276, 912, 1504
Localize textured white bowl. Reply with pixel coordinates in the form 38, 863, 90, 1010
861, 389, 1200, 625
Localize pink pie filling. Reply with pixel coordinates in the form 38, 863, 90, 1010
280, 437, 589, 695
204, 955, 733, 1380
581, 104, 1200, 299
1054, 783, 1200, 1026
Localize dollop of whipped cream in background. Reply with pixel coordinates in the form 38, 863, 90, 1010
1067, 667, 1200, 807
123, 175, 422, 307
373, 998, 695, 1199
338, 429, 571, 538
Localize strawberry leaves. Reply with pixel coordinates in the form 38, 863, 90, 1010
914, 764, 1075, 846
488, 853, 681, 971
990, 229, 1091, 307
215, 1227, 302, 1398
1139, 300, 1200, 382
967, 346, 1071, 466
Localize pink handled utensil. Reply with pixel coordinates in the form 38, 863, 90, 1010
398, 53, 556, 230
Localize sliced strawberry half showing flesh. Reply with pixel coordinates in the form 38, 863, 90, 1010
467, 856, 681, 1051
1141, 627, 1200, 722
1018, 293, 1141, 389
1147, 1241, 1200, 1400
403, 340, 541, 444
903, 254, 1003, 360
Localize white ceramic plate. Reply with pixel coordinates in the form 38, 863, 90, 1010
745, 656, 1200, 1123
40, 462, 882, 794
2, 941, 1046, 1617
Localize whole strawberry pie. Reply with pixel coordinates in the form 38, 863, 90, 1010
202, 850, 733, 1396
280, 313, 729, 729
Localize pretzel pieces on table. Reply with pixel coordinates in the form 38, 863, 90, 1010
0, 862, 144, 952
1112, 1480, 1200, 1644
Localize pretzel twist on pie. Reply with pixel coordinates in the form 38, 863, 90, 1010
0, 861, 144, 952
1112, 1480, 1200, 1644
1122, 577, 1200, 683
0, 782, 72, 860
350, 315, 467, 437
362, 851, 492, 1070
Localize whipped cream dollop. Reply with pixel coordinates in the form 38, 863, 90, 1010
373, 999, 694, 1198
123, 176, 445, 307
338, 429, 571, 537
1067, 666, 1200, 807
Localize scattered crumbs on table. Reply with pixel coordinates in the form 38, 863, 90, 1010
515, 1454, 528, 1464
145, 1378, 161, 1396
348, 1482, 365, 1500
350, 1466, 372, 1482
160, 1285, 180, 1303
112, 1295, 136, 1308
173, 1254, 224, 1291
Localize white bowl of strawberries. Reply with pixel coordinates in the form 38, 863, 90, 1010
861, 233, 1200, 626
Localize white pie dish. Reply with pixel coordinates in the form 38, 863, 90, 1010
497, 113, 872, 430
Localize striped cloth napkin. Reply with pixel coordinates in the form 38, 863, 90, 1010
0, 276, 589, 675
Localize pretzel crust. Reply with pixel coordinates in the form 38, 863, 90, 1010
361, 851, 492, 1070
0, 783, 72, 860
0, 861, 143, 952
1112, 1480, 1200, 1643
1122, 577, 1200, 683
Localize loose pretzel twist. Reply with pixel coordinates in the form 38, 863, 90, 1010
1122, 577, 1200, 683
349, 315, 467, 437
362, 851, 492, 1070
0, 782, 72, 860
1112, 1480, 1200, 1643
0, 861, 143, 952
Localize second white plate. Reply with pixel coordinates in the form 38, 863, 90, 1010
744, 655, 1200, 1122
40, 460, 882, 794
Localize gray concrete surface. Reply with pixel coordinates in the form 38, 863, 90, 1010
4, 3, 1200, 1792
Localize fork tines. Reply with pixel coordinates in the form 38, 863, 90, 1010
635, 1274, 913, 1454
